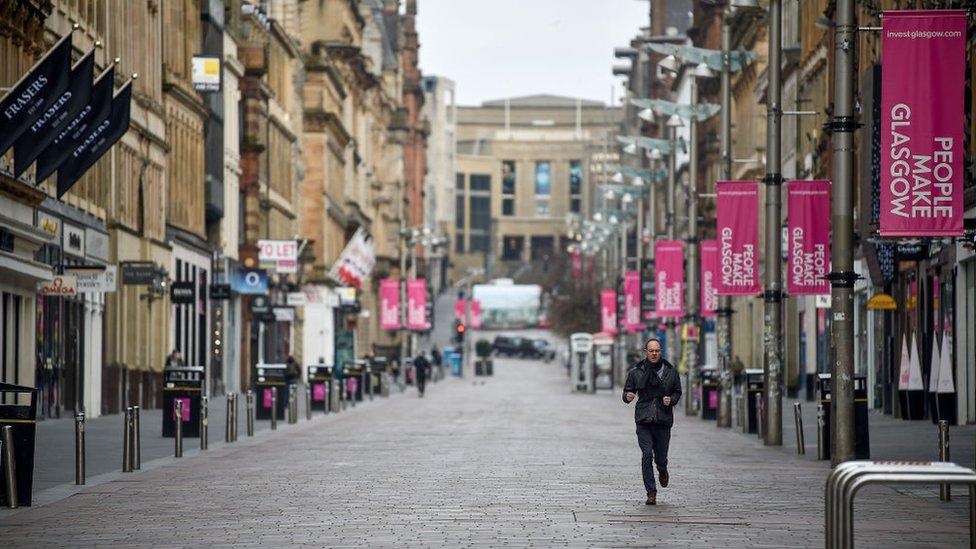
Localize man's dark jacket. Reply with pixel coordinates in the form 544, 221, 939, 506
622, 358, 682, 427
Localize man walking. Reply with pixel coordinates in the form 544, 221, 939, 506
414, 351, 430, 397
622, 337, 682, 505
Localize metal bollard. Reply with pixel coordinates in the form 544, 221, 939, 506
174, 400, 184, 458
232, 393, 239, 442
271, 387, 278, 430
246, 391, 255, 437
305, 385, 312, 421
122, 407, 132, 472
288, 385, 297, 425
756, 396, 764, 439
132, 405, 141, 470
200, 396, 209, 451
2, 425, 18, 508
817, 406, 828, 461
939, 420, 951, 501
794, 402, 806, 455
225, 393, 233, 443
75, 413, 86, 485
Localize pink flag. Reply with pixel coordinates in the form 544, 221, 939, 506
788, 180, 831, 295
716, 181, 760, 296
571, 251, 582, 279
880, 10, 966, 237
600, 290, 618, 335
454, 297, 465, 321
700, 240, 718, 318
470, 300, 482, 329
406, 279, 428, 330
379, 278, 401, 330
654, 240, 684, 318
623, 271, 641, 333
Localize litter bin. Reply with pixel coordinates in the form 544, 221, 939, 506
817, 373, 870, 460
444, 347, 462, 377
307, 364, 333, 412
0, 383, 38, 507
700, 368, 719, 420
344, 360, 366, 402
370, 357, 388, 396
744, 369, 764, 434
254, 363, 289, 420
162, 366, 204, 437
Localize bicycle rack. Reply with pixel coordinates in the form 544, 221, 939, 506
824, 460, 976, 549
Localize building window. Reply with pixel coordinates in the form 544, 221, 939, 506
530, 236, 554, 261
569, 159, 582, 213
534, 161, 551, 216
469, 171, 491, 253
455, 191, 465, 253
501, 160, 515, 216
470, 174, 490, 191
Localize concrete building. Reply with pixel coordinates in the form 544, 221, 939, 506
421, 75, 456, 294
451, 95, 622, 282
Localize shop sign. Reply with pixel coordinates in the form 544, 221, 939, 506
68, 265, 117, 293
85, 228, 109, 261
39, 274, 77, 296
866, 292, 897, 310
258, 239, 298, 274
230, 268, 268, 295
62, 222, 85, 258
121, 261, 158, 285
170, 281, 195, 304
329, 228, 376, 289
286, 292, 306, 306
36, 212, 61, 240
209, 283, 231, 300
191, 55, 221, 92
273, 307, 295, 322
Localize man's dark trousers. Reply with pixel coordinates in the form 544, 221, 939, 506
636, 423, 670, 493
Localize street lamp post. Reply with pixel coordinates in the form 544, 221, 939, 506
829, 0, 857, 466
762, 0, 784, 447
665, 117, 681, 366
716, 6, 734, 429
685, 74, 701, 416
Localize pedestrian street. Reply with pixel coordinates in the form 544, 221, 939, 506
2, 337, 972, 548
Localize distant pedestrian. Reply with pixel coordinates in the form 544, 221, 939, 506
285, 355, 300, 384
165, 350, 185, 368
413, 351, 430, 397
431, 346, 443, 382
622, 337, 682, 505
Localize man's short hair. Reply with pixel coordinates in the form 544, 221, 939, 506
644, 337, 661, 350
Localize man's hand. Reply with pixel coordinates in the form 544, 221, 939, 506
662, 396, 672, 406
624, 392, 636, 403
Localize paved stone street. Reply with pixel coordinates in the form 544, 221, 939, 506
2, 337, 973, 547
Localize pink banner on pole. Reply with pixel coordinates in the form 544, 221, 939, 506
654, 240, 684, 318
470, 300, 482, 328
788, 180, 831, 295
880, 10, 966, 237
406, 278, 429, 330
571, 251, 582, 279
700, 240, 718, 318
623, 271, 641, 333
454, 297, 465, 321
600, 290, 618, 335
716, 180, 760, 295
379, 278, 401, 330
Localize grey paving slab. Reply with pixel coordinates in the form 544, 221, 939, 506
1, 336, 972, 547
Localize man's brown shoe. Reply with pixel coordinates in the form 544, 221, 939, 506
658, 469, 669, 488
645, 492, 656, 505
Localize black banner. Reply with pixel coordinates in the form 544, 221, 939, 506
170, 281, 195, 304
35, 66, 114, 184
640, 258, 656, 320
14, 50, 95, 177
209, 283, 231, 300
57, 79, 132, 198
0, 33, 73, 156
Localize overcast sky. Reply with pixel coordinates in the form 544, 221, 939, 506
415, 0, 651, 107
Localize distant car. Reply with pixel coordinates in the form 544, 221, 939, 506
492, 335, 521, 357
515, 338, 555, 361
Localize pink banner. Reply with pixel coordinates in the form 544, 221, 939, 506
700, 240, 718, 318
470, 300, 482, 329
880, 10, 966, 237
788, 180, 831, 295
379, 278, 401, 330
623, 271, 641, 333
716, 180, 760, 295
654, 240, 684, 318
406, 278, 429, 330
454, 297, 465, 321
600, 290, 618, 335
572, 251, 582, 279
